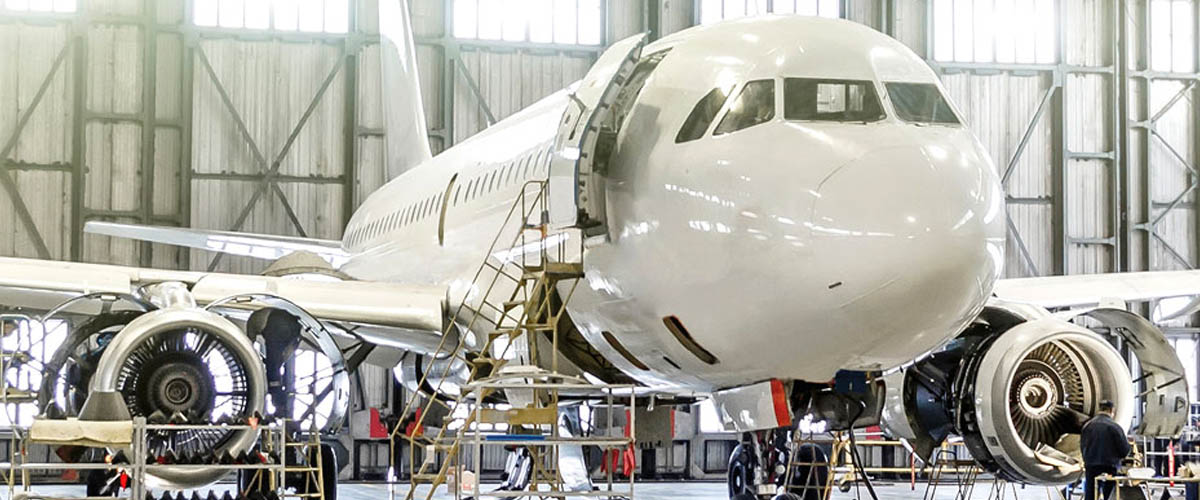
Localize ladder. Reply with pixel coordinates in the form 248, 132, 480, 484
388, 180, 585, 500
783, 431, 834, 500
922, 449, 979, 500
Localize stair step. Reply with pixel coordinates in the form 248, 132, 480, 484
411, 473, 441, 482
521, 262, 584, 280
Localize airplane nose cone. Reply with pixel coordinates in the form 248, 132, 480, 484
808, 144, 1003, 368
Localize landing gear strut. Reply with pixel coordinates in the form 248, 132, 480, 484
727, 429, 828, 500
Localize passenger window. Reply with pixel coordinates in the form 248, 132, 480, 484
783, 78, 884, 123
714, 80, 776, 135
675, 86, 733, 143
885, 82, 960, 125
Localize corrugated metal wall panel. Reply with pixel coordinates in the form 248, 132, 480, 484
844, 0, 880, 29
1147, 78, 1197, 270
892, 0, 927, 55
454, 49, 592, 143
86, 25, 143, 114
188, 179, 346, 273
0, 24, 74, 262
941, 72, 1053, 276
942, 73, 1053, 198
154, 128, 182, 217
192, 40, 346, 178
1065, 73, 1114, 274
357, 136, 389, 203
358, 365, 391, 408
417, 44, 446, 134
1154, 209, 1197, 269
1066, 160, 1113, 273
608, 0, 644, 41
411, 0, 445, 38
1065, 0, 1110, 66
0, 25, 73, 164
0, 171, 72, 259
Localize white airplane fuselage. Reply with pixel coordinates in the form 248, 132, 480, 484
338, 16, 1006, 392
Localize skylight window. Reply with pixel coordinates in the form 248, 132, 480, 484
932, 0, 1056, 64
453, 0, 604, 45
194, 0, 350, 33
2, 0, 75, 12
699, 0, 841, 24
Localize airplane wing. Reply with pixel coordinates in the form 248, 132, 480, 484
994, 270, 1200, 310
85, 221, 350, 266
0, 256, 449, 356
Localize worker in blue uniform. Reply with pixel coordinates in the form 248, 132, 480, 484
1081, 400, 1132, 500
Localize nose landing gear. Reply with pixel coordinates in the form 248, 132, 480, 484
727, 429, 831, 500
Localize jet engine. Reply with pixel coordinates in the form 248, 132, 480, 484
92, 307, 268, 489
882, 304, 1187, 485
29, 282, 349, 491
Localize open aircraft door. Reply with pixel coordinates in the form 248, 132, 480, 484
547, 33, 647, 233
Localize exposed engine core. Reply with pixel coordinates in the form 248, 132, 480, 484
955, 316, 1132, 484
91, 307, 267, 490
883, 306, 1149, 485
31, 283, 353, 492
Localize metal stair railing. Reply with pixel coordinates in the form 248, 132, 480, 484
387, 180, 585, 500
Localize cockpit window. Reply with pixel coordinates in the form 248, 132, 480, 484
713, 79, 776, 136
783, 78, 885, 123
675, 86, 732, 143
885, 82, 960, 125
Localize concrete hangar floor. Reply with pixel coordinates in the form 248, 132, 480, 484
6, 481, 1089, 500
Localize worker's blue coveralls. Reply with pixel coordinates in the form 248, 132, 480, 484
1081, 413, 1132, 500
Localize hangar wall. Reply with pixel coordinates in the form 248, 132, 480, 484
2, 0, 1200, 479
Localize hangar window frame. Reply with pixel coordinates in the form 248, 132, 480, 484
1149, 0, 1197, 73
452, 0, 606, 46
0, 318, 67, 426
930, 0, 1057, 64
1, 0, 75, 13
698, 0, 842, 25
192, 0, 351, 34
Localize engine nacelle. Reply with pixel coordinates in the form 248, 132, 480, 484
883, 304, 1186, 485
91, 307, 268, 490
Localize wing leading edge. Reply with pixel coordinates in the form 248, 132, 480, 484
995, 269, 1200, 309
0, 256, 448, 355
84, 221, 349, 266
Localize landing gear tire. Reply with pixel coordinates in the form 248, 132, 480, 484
728, 444, 755, 498
314, 443, 338, 500
771, 494, 801, 500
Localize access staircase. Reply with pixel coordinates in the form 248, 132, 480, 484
387, 180, 592, 500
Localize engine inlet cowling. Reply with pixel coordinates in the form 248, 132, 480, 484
881, 307, 1137, 485
957, 317, 1132, 484
90, 307, 267, 490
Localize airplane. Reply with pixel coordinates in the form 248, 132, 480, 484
0, 2, 1193, 499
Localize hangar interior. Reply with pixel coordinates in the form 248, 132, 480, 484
1, 0, 1200, 498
